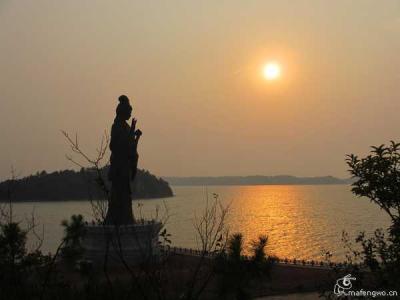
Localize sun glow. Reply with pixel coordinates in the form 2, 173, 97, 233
263, 62, 281, 80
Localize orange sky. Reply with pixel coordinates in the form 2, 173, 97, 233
1, 1, 400, 179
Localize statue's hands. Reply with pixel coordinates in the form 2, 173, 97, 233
135, 129, 142, 139
131, 118, 137, 132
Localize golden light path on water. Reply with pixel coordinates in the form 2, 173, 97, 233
13, 185, 390, 262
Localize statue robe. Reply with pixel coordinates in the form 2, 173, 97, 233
105, 118, 138, 225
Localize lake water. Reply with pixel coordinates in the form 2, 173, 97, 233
11, 185, 390, 262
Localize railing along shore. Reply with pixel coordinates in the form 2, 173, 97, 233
161, 245, 359, 269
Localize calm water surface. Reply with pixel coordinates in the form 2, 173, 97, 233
12, 185, 390, 261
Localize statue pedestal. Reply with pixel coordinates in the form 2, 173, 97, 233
82, 221, 162, 267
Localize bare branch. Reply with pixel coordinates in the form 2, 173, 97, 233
62, 130, 111, 223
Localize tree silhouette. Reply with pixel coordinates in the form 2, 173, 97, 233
341, 141, 400, 292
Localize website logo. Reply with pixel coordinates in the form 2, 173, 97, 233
334, 274, 356, 295
333, 274, 398, 298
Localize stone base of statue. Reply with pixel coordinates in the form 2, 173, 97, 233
81, 221, 162, 267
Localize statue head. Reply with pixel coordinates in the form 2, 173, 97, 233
116, 95, 132, 120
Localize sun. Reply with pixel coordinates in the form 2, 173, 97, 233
263, 62, 281, 80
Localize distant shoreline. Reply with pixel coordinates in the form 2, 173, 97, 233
164, 175, 353, 186
170, 183, 351, 186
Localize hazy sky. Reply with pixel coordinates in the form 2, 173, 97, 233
1, 0, 400, 180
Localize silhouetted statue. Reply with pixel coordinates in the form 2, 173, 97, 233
105, 95, 142, 225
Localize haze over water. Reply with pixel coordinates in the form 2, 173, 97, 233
14, 184, 389, 262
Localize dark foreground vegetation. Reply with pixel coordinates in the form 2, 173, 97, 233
319, 141, 400, 298
0, 167, 173, 201
0, 211, 275, 300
